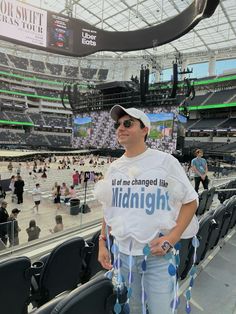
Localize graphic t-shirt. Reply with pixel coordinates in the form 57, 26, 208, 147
96, 149, 199, 255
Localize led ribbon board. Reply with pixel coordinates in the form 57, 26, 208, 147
0, 0, 219, 57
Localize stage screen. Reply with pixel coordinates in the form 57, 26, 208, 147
147, 113, 174, 140
73, 117, 92, 138
177, 114, 188, 123
72, 107, 178, 154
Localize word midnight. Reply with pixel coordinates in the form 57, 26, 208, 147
112, 187, 171, 215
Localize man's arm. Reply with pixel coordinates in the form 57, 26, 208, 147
191, 162, 202, 177
98, 218, 112, 270
150, 199, 198, 255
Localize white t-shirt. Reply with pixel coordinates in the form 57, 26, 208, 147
96, 148, 199, 255
32, 187, 42, 202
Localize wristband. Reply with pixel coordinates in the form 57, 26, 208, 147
161, 240, 173, 253
99, 234, 107, 241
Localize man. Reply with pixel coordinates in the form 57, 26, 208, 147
191, 148, 209, 193
97, 105, 199, 314
0, 201, 9, 246
8, 208, 21, 247
14, 175, 25, 204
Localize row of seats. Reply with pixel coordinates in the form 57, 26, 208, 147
218, 179, 236, 203
179, 195, 236, 279
0, 232, 103, 314
1, 194, 235, 314
0, 52, 109, 80
196, 187, 216, 216
196, 178, 236, 217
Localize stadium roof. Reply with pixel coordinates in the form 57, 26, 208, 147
22, 0, 236, 59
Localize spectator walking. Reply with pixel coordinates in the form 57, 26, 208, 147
32, 183, 42, 213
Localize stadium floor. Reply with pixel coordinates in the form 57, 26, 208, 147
0, 152, 108, 246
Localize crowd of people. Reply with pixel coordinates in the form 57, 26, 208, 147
0, 153, 108, 249
0, 200, 65, 248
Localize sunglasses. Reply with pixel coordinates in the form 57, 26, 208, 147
114, 119, 134, 130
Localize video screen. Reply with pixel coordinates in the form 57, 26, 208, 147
72, 108, 178, 154
73, 117, 92, 138
47, 13, 73, 51
147, 113, 174, 139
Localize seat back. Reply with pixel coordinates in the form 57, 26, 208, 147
228, 196, 236, 229
218, 197, 235, 239
51, 275, 114, 314
195, 211, 214, 264
205, 187, 216, 211
38, 237, 85, 305
207, 204, 226, 249
0, 256, 32, 314
81, 230, 114, 283
196, 190, 208, 216
178, 238, 193, 280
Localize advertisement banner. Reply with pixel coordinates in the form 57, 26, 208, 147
0, 0, 47, 47
0, 0, 219, 57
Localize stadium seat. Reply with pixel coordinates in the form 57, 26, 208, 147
207, 204, 228, 249
177, 238, 193, 280
31, 237, 85, 307
228, 196, 236, 229
196, 190, 208, 216
217, 196, 235, 239
195, 211, 215, 264
31, 274, 114, 314
0, 256, 32, 314
80, 230, 108, 283
205, 186, 216, 211
218, 179, 236, 203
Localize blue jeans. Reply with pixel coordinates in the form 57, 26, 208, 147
119, 252, 175, 314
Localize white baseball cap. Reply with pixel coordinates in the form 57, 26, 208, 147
110, 105, 151, 134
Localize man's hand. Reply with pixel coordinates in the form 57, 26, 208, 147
98, 245, 112, 270
149, 236, 174, 256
